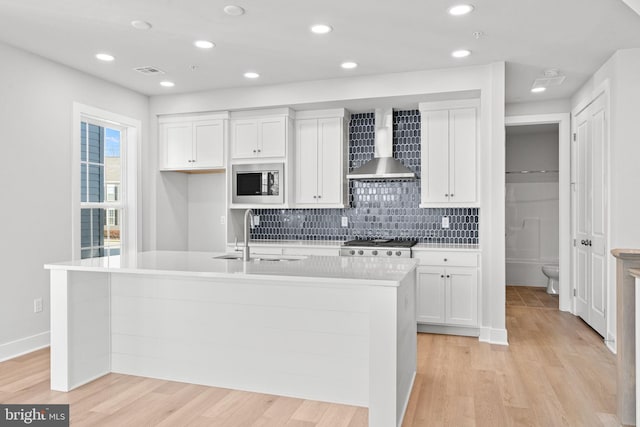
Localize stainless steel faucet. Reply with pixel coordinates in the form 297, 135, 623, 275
243, 209, 254, 261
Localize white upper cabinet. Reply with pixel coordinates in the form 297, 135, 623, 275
419, 100, 479, 207
294, 109, 348, 208
231, 116, 287, 160
159, 114, 227, 171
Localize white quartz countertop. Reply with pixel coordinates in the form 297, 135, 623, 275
237, 239, 479, 251
413, 243, 479, 251
45, 251, 417, 287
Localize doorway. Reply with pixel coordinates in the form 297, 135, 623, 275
504, 114, 571, 312
505, 123, 560, 307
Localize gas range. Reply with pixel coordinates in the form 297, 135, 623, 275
339, 239, 417, 258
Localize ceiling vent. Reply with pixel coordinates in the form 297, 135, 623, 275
533, 75, 566, 87
533, 68, 565, 87
133, 66, 166, 75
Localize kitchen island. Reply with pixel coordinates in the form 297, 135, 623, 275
45, 251, 417, 427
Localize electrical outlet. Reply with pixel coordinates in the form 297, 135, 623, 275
220, 215, 226, 225
341, 216, 348, 227
34, 298, 43, 313
253, 215, 260, 226
441, 216, 450, 228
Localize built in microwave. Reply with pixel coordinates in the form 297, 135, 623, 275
232, 163, 284, 205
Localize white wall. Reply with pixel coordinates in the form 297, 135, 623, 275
505, 99, 571, 117
571, 48, 640, 351
505, 130, 559, 286
188, 173, 227, 252
0, 41, 149, 359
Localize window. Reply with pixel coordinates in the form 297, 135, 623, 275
80, 121, 123, 259
73, 103, 140, 261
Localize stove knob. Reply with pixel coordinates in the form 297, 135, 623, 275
372, 250, 378, 256
358, 250, 364, 255
349, 250, 355, 255
396, 251, 402, 256
386, 250, 393, 256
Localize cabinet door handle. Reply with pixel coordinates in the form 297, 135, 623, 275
445, 193, 449, 197
317, 195, 322, 199
443, 258, 448, 262
440, 275, 445, 278
253, 149, 257, 153
313, 195, 317, 199
450, 194, 454, 197
257, 149, 261, 153
446, 275, 450, 278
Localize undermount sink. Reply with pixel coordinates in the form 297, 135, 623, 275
213, 253, 306, 262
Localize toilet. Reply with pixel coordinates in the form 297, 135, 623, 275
541, 264, 559, 295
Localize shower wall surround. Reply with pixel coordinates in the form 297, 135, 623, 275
252, 110, 479, 244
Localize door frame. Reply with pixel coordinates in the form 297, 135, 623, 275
504, 113, 571, 312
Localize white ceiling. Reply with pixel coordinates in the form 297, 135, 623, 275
0, 0, 639, 104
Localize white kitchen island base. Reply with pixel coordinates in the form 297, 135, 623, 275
47, 252, 417, 427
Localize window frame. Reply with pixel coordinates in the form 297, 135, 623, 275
72, 103, 141, 260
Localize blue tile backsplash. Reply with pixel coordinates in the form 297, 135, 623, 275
251, 110, 479, 244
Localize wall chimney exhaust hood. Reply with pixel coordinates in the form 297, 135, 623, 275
346, 109, 417, 180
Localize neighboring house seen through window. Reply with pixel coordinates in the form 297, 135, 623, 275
80, 121, 123, 259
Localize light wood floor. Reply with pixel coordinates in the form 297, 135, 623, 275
0, 300, 616, 426
506, 285, 558, 309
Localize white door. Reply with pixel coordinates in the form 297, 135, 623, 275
163, 122, 193, 168
422, 110, 450, 203
295, 119, 319, 204
449, 107, 477, 204
416, 268, 446, 324
258, 117, 286, 158
231, 119, 258, 159
573, 93, 607, 337
445, 267, 478, 326
587, 94, 607, 336
317, 117, 342, 205
574, 107, 590, 320
193, 120, 224, 168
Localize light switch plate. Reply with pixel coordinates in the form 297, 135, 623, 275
220, 215, 226, 225
341, 216, 348, 227
441, 216, 450, 228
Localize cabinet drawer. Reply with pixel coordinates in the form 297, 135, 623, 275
413, 251, 478, 267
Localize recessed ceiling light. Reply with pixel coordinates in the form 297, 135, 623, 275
531, 87, 546, 93
310, 24, 333, 34
224, 5, 245, 16
244, 72, 260, 79
160, 81, 175, 87
341, 61, 358, 69
448, 4, 475, 16
131, 20, 152, 30
451, 49, 471, 58
95, 53, 115, 62
194, 40, 215, 49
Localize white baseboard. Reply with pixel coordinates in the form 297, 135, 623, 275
0, 331, 50, 362
605, 332, 617, 354
479, 327, 509, 346
397, 371, 416, 427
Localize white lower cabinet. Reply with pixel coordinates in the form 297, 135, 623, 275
417, 267, 477, 326
414, 250, 479, 332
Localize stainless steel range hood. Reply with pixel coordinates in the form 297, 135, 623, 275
346, 109, 417, 180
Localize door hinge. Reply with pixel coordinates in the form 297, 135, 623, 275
573, 288, 577, 297
573, 239, 577, 247
573, 133, 576, 141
